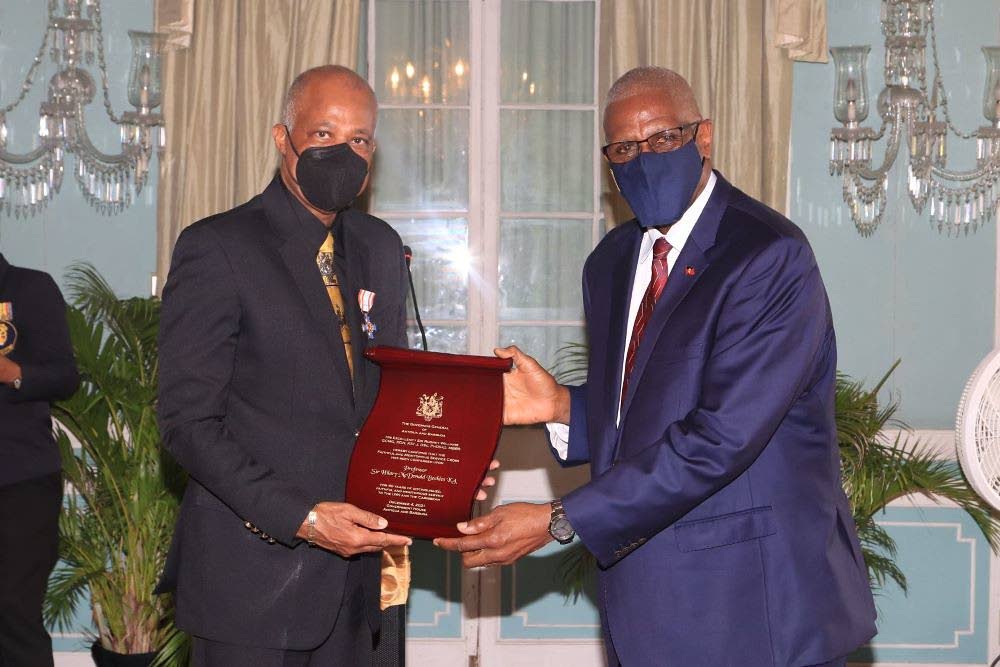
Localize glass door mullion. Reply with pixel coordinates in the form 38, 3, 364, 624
592, 0, 604, 248
476, 0, 501, 357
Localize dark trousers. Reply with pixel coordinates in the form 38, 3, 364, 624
192, 562, 375, 666
0, 472, 62, 667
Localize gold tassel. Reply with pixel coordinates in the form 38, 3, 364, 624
380, 544, 411, 610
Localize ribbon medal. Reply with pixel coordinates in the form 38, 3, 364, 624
358, 289, 377, 340
0, 302, 16, 357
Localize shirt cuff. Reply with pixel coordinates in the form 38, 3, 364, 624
545, 422, 571, 461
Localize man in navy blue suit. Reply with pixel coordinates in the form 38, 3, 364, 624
437, 67, 877, 666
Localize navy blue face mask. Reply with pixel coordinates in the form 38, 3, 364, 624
609, 139, 704, 228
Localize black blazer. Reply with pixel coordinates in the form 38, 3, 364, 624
157, 177, 408, 649
0, 254, 79, 487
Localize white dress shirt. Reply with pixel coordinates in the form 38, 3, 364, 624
547, 172, 717, 459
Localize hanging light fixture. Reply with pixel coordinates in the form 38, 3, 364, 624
0, 0, 167, 218
829, 0, 1000, 237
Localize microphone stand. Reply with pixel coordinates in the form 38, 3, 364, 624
402, 246, 428, 351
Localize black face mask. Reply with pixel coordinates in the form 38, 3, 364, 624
284, 126, 369, 213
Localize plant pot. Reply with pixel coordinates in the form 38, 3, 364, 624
91, 641, 158, 667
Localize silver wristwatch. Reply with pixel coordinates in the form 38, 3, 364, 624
549, 499, 575, 545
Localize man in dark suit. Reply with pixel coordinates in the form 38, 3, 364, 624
0, 253, 80, 666
157, 65, 414, 665
437, 67, 877, 666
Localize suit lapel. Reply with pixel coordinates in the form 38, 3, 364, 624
593, 225, 642, 472
616, 173, 733, 432
0, 254, 10, 291
616, 242, 708, 422
263, 178, 355, 400
336, 212, 369, 407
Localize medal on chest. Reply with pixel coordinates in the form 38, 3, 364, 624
0, 302, 16, 357
358, 289, 377, 340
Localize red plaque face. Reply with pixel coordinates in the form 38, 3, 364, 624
346, 346, 512, 539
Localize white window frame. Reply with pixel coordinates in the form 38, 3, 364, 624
367, 0, 602, 360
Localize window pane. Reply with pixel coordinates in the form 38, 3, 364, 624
499, 218, 588, 321
500, 110, 593, 212
500, 0, 595, 105
498, 325, 586, 374
408, 325, 468, 354
372, 109, 469, 211
374, 0, 470, 105
388, 218, 469, 321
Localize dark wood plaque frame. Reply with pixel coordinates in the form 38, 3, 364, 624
346, 346, 512, 539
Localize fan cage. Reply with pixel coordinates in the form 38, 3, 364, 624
956, 347, 1000, 512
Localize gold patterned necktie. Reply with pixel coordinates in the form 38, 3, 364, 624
317, 232, 411, 608
316, 232, 354, 379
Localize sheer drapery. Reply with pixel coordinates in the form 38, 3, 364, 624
154, 0, 362, 285
495, 0, 597, 368
599, 0, 826, 224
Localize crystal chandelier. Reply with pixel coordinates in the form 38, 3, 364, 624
829, 0, 1000, 237
0, 0, 167, 218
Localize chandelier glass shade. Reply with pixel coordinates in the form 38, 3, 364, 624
829, 0, 1000, 237
0, 0, 167, 218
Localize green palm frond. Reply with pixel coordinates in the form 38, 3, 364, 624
859, 546, 907, 593
151, 623, 190, 666
47, 265, 185, 661
558, 542, 597, 603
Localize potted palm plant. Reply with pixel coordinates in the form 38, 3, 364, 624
43, 265, 187, 666
554, 346, 1000, 599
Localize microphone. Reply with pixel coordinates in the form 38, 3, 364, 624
402, 245, 428, 351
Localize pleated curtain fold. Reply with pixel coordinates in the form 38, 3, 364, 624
154, 0, 362, 286
599, 0, 826, 225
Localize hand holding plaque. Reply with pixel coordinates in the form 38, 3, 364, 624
346, 347, 512, 539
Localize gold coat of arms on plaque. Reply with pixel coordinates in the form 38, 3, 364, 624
416, 392, 444, 421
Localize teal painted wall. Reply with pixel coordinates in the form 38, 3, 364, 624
789, 0, 998, 429
853, 506, 992, 664
0, 0, 156, 299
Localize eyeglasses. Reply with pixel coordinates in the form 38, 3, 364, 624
601, 121, 702, 165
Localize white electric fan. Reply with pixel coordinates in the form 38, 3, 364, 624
956, 347, 1000, 512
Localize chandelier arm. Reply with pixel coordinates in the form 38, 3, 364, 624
0, 1, 56, 115
929, 162, 998, 182
845, 112, 903, 181
870, 119, 888, 142
0, 145, 52, 165
73, 123, 132, 165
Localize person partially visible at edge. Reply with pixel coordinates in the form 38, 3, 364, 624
157, 65, 424, 665
436, 67, 878, 667
0, 253, 80, 667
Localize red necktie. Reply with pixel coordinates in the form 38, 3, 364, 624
621, 237, 671, 408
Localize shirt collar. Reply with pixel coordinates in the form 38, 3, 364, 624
638, 171, 717, 262
275, 175, 348, 257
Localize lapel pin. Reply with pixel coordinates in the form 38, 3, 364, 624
358, 289, 378, 340
685, 266, 697, 276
